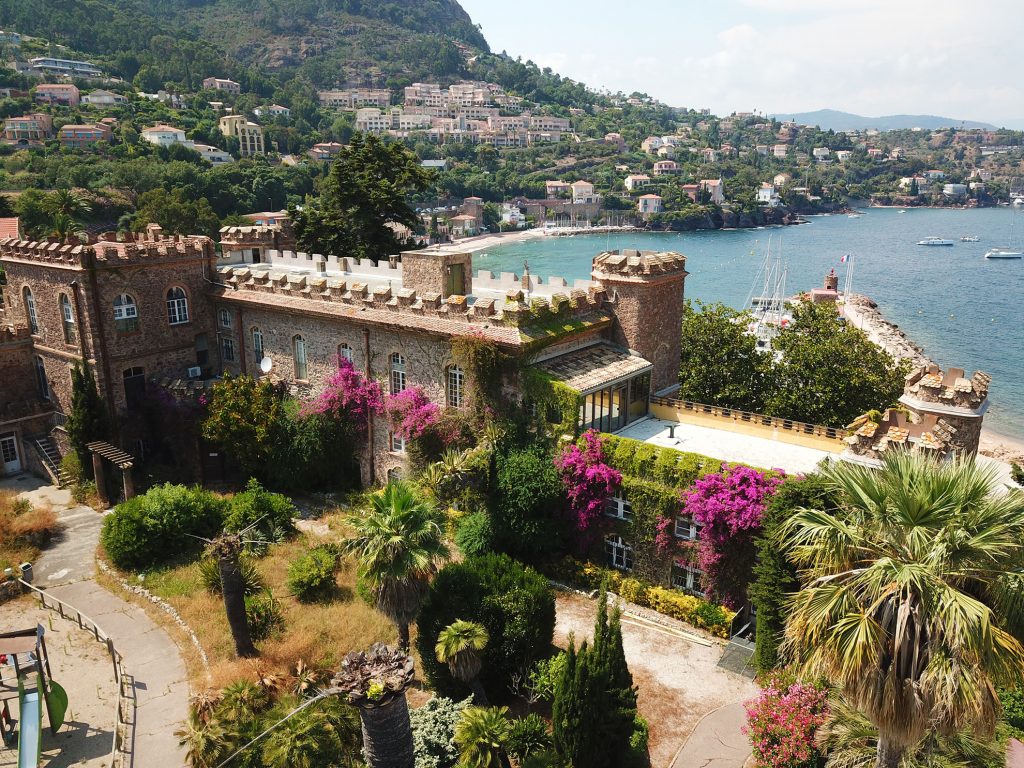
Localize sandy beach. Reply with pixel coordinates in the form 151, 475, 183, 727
441, 227, 546, 253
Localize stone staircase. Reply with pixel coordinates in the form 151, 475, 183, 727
33, 435, 70, 487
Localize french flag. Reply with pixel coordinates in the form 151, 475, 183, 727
840, 254, 850, 263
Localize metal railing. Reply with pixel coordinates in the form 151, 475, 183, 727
16, 579, 134, 768
650, 395, 849, 442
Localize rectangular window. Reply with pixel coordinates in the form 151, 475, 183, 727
671, 564, 703, 595
218, 308, 233, 329
674, 516, 702, 541
294, 337, 308, 380
221, 337, 236, 362
447, 367, 464, 408
391, 369, 406, 395
604, 495, 633, 521
390, 434, 407, 453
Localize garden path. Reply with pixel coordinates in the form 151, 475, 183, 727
1, 475, 189, 768
554, 592, 756, 768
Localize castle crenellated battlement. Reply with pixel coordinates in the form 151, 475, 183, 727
1, 227, 214, 268
0, 325, 32, 345
592, 249, 689, 279
904, 363, 990, 412
215, 264, 611, 333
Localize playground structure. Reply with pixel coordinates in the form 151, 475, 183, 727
0, 625, 68, 767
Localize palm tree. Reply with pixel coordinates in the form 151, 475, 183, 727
345, 480, 449, 649
261, 697, 361, 768
436, 620, 490, 705
454, 707, 512, 768
207, 533, 257, 658
176, 710, 228, 768
49, 212, 86, 240
44, 188, 92, 219
778, 451, 1024, 768
817, 695, 1003, 768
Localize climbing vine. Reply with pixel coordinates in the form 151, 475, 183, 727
521, 367, 580, 438
450, 333, 513, 423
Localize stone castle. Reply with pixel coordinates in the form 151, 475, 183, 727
0, 221, 688, 486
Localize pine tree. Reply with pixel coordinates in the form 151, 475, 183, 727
65, 362, 110, 478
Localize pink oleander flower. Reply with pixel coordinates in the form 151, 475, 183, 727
743, 674, 829, 768
303, 356, 383, 433
554, 430, 622, 535
383, 386, 441, 441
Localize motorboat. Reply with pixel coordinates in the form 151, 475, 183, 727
848, 212, 863, 218
960, 235, 980, 242
916, 237, 954, 246
984, 247, 1023, 260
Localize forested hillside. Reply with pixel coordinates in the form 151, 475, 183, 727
0, 0, 488, 89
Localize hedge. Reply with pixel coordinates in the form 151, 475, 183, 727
550, 557, 733, 639
601, 435, 722, 489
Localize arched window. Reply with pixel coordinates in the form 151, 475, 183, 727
293, 335, 308, 380
23, 287, 38, 334
251, 327, 264, 366
390, 352, 406, 394
59, 293, 76, 344
605, 534, 633, 572
35, 356, 49, 400
338, 343, 353, 364
113, 294, 139, 333
166, 287, 189, 325
447, 364, 464, 408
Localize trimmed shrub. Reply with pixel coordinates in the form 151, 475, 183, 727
101, 484, 225, 570
454, 510, 495, 557
417, 552, 556, 697
224, 478, 297, 538
286, 546, 339, 603
527, 652, 567, 703
60, 453, 84, 486
603, 435, 722, 488
199, 556, 264, 596
245, 591, 284, 641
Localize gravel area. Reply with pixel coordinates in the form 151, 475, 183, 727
555, 593, 757, 768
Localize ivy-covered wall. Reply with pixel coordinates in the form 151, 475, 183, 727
591, 435, 726, 588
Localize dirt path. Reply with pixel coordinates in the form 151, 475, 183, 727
555, 593, 757, 768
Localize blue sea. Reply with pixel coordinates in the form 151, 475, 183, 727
473, 207, 1024, 441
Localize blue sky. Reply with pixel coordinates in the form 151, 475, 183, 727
459, 0, 1023, 127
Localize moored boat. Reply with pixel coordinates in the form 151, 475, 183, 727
917, 237, 954, 246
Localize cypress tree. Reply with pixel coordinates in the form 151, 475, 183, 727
552, 639, 582, 759
65, 362, 110, 478
750, 474, 835, 673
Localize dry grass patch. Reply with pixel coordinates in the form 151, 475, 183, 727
138, 530, 396, 690
0, 489, 59, 572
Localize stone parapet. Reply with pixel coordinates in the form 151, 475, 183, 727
1, 228, 214, 268
591, 248, 689, 280
904, 363, 990, 412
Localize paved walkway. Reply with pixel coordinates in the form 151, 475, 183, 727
670, 702, 751, 768
2, 475, 189, 768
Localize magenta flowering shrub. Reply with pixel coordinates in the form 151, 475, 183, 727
743, 675, 828, 768
683, 464, 783, 608
554, 430, 622, 534
383, 386, 441, 440
304, 357, 383, 433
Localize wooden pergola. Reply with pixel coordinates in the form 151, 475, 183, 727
86, 441, 135, 505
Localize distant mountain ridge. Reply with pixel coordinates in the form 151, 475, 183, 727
770, 109, 997, 131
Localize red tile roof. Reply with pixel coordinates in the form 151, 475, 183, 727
0, 217, 19, 239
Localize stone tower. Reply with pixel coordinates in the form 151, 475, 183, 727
591, 249, 689, 393
900, 364, 990, 456
824, 268, 839, 291
400, 248, 473, 299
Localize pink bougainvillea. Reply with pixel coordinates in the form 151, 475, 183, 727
554, 430, 622, 534
383, 386, 441, 440
683, 464, 783, 608
304, 357, 383, 433
743, 675, 829, 768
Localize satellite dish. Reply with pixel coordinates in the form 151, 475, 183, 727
260, 356, 273, 374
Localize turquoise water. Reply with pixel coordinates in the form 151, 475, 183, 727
474, 208, 1024, 440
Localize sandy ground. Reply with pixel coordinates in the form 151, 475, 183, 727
437, 228, 546, 253
0, 597, 118, 768
555, 593, 757, 768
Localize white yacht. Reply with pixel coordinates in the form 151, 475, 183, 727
984, 247, 1023, 260
916, 237, 954, 246
960, 235, 980, 242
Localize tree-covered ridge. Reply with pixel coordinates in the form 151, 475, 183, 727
0, 0, 487, 88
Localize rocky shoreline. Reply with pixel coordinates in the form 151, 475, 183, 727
844, 294, 1024, 465
843, 294, 931, 368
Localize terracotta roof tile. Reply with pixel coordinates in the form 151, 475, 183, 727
537, 343, 652, 393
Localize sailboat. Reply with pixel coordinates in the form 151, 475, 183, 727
744, 237, 790, 356
985, 207, 1023, 259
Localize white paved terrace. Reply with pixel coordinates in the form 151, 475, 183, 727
617, 417, 835, 474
